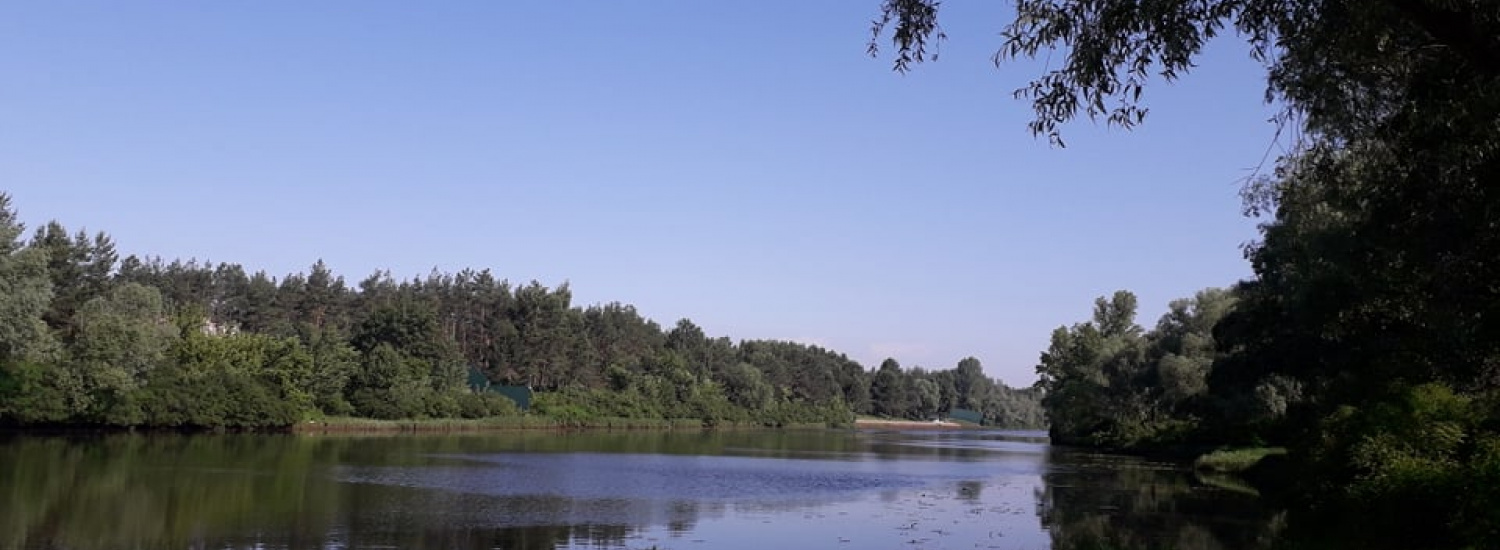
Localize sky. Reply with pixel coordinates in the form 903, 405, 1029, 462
0, 2, 1283, 386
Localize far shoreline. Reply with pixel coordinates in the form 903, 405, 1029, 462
853, 418, 965, 430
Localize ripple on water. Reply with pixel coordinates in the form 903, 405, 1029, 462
333, 452, 966, 502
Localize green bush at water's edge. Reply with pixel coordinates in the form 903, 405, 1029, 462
1193, 447, 1287, 474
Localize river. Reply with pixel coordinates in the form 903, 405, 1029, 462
0, 429, 1284, 550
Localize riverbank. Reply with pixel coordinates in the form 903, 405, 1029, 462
852, 417, 964, 429
292, 416, 840, 433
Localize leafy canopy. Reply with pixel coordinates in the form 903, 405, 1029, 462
870, 0, 1500, 145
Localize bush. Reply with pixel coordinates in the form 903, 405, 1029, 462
457, 391, 520, 418
1194, 447, 1287, 474
1308, 383, 1500, 549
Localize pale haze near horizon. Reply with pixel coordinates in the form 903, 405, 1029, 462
0, 2, 1280, 387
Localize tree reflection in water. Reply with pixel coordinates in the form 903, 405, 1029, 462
1036, 449, 1287, 550
3, 431, 1295, 550
0, 434, 688, 550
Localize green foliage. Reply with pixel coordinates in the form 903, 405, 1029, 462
0, 361, 73, 424
1153, 288, 1235, 408
456, 391, 520, 419
0, 194, 57, 366
870, 358, 911, 418
66, 283, 177, 424
0, 195, 1024, 433
348, 343, 428, 420
1038, 289, 1236, 448
529, 379, 852, 429
32, 222, 117, 341
141, 362, 302, 428
304, 328, 357, 416
878, 0, 1496, 545
140, 331, 314, 428
952, 357, 985, 410
719, 362, 774, 411
1037, 291, 1148, 447
1281, 384, 1500, 548
1194, 447, 1287, 474
857, 355, 1043, 427
872, 0, 1500, 146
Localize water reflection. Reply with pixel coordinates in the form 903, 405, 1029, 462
0, 430, 1288, 550
1037, 449, 1287, 550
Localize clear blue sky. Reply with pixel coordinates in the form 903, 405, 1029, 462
0, 2, 1280, 386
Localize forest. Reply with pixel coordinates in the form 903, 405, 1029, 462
869, 0, 1500, 547
0, 194, 1044, 431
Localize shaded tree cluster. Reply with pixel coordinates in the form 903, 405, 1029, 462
875, 0, 1499, 545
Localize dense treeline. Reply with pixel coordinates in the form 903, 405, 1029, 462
1041, 279, 1500, 547
1035, 153, 1500, 544
870, 356, 1044, 427
875, 0, 1498, 546
1037, 288, 1237, 449
0, 195, 1042, 430
1042, 272, 1500, 547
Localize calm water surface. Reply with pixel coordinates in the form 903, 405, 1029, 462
0, 430, 1283, 550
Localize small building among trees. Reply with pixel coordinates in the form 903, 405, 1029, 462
467, 367, 533, 411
